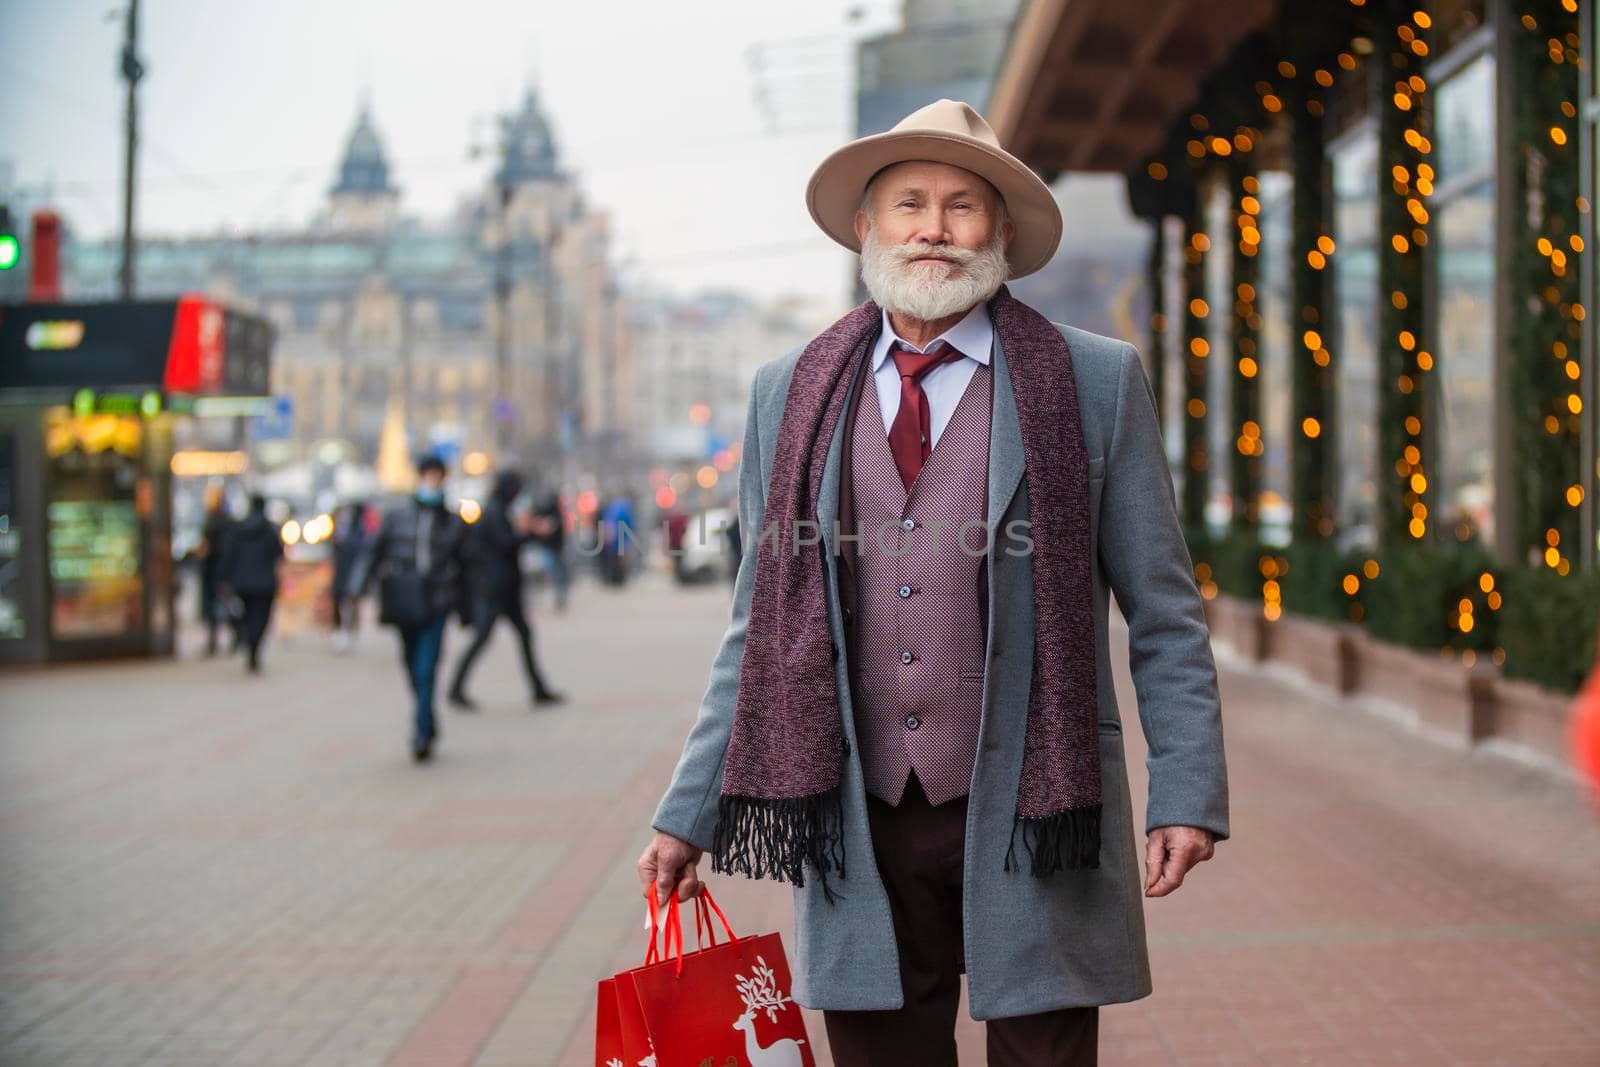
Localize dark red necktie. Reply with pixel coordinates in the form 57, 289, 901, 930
888, 340, 964, 490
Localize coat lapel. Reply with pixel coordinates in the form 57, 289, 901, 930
816, 351, 867, 562
987, 332, 1025, 529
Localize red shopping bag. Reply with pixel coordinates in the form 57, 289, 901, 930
595, 894, 673, 1066
1573, 634, 1600, 806
595, 977, 627, 1066
598, 889, 815, 1067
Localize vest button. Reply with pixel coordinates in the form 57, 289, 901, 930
904, 714, 921, 730
898, 585, 913, 599
900, 650, 914, 664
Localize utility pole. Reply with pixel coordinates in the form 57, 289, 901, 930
494, 179, 514, 456
118, 0, 143, 300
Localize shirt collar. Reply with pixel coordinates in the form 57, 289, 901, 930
872, 302, 994, 371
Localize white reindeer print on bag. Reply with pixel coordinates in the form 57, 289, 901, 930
731, 955, 807, 1067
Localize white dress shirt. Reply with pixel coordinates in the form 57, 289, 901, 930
870, 303, 994, 449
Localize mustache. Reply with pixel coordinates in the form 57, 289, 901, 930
879, 242, 983, 269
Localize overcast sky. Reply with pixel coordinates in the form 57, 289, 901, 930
0, 0, 903, 307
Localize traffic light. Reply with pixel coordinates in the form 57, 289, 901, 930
0, 206, 19, 272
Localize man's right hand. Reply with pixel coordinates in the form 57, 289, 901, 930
637, 831, 704, 906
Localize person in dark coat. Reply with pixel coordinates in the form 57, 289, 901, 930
351, 456, 470, 763
530, 491, 570, 611
329, 501, 371, 651
218, 495, 283, 674
197, 484, 235, 655
447, 470, 564, 710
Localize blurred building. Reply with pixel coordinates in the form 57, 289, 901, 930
57, 92, 634, 488
855, 0, 1022, 137
628, 290, 825, 496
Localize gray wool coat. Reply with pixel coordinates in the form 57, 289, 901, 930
651, 318, 1229, 1020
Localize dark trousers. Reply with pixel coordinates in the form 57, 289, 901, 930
399, 615, 447, 743
448, 595, 553, 700
331, 594, 358, 632
823, 775, 1099, 1067
238, 594, 274, 670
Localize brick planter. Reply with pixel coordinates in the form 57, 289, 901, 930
1349, 631, 1496, 747
1265, 612, 1359, 694
1490, 675, 1577, 765
1203, 597, 1577, 768
1206, 593, 1270, 661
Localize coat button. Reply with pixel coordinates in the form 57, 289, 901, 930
898, 585, 913, 599
904, 714, 921, 730
900, 650, 914, 664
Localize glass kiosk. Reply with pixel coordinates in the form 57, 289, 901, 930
0, 296, 273, 663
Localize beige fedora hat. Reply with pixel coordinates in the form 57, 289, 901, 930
806, 99, 1062, 279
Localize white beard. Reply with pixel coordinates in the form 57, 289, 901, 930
859, 226, 1009, 322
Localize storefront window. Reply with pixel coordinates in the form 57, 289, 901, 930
1256, 172, 1293, 541
42, 410, 146, 640
1331, 126, 1380, 544
1431, 50, 1497, 546
0, 433, 21, 640
1205, 181, 1233, 528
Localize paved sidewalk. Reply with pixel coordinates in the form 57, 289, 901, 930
1, 572, 1597, 1066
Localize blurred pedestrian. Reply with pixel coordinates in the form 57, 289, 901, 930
329, 501, 371, 653
598, 492, 636, 586
447, 470, 564, 710
724, 512, 742, 586
352, 456, 469, 763
665, 508, 691, 584
197, 484, 235, 656
218, 495, 283, 675
530, 490, 570, 611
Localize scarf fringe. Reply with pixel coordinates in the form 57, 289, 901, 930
712, 791, 847, 903
1004, 806, 1103, 876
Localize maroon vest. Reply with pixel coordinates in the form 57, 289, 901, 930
843, 362, 993, 806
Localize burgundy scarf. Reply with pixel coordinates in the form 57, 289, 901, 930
712, 287, 1101, 895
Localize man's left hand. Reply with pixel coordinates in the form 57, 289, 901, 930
1143, 825, 1215, 898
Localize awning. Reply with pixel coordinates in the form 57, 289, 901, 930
988, 0, 1277, 177
0, 295, 274, 404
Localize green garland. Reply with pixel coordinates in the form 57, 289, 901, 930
1276, 14, 1348, 543
1506, 2, 1583, 573
1374, 0, 1432, 549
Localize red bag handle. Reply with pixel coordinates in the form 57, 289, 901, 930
695, 887, 738, 946
643, 888, 739, 976
641, 889, 687, 974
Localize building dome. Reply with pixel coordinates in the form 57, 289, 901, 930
495, 90, 562, 187
332, 108, 397, 197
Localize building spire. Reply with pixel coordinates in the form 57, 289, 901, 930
495, 86, 561, 188
332, 102, 397, 197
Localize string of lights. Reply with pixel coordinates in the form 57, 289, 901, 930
1511, 2, 1584, 576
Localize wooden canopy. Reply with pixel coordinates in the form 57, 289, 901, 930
988, 0, 1278, 177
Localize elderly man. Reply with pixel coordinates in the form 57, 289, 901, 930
638, 100, 1228, 1065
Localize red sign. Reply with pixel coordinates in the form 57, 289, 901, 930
163, 294, 225, 394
